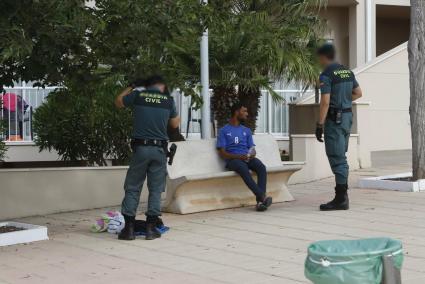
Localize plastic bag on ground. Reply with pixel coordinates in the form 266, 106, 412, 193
305, 238, 403, 284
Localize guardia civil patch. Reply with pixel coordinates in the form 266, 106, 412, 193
134, 91, 172, 110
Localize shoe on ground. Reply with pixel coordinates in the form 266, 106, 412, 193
118, 214, 136, 241
256, 196, 273, 212
145, 216, 162, 240
156, 217, 164, 228
320, 184, 349, 211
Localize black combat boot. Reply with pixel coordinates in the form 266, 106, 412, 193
145, 215, 161, 240
320, 184, 349, 211
156, 217, 164, 228
118, 214, 136, 240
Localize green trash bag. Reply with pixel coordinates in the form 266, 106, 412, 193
305, 238, 403, 284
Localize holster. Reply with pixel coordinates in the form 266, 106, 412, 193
327, 108, 352, 124
166, 143, 177, 165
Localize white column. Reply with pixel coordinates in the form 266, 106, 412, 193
366, 0, 373, 62
267, 93, 272, 134
200, 0, 211, 139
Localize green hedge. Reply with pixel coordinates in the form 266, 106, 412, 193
33, 76, 132, 166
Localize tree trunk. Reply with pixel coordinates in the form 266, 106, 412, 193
238, 86, 261, 132
211, 86, 238, 130
409, 0, 425, 180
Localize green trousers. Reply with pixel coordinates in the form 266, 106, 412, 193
121, 145, 167, 217
324, 113, 353, 185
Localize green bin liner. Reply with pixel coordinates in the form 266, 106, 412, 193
305, 238, 403, 284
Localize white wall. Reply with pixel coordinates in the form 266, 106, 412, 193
349, 1, 366, 68
0, 167, 157, 220
320, 7, 350, 67
5, 144, 60, 162
289, 135, 360, 184
340, 0, 410, 68
276, 138, 290, 153
297, 43, 411, 153
354, 43, 411, 152
370, 0, 410, 60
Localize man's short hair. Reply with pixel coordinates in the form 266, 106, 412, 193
317, 43, 336, 60
230, 102, 246, 116
144, 75, 166, 87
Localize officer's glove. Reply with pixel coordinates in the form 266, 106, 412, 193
315, 123, 324, 142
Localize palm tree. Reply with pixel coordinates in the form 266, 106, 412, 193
208, 0, 325, 131
112, 0, 326, 132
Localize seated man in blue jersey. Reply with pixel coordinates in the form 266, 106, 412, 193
216, 103, 273, 212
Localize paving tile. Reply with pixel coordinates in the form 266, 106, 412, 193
2, 161, 425, 283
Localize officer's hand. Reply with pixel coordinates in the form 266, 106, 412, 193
315, 123, 324, 142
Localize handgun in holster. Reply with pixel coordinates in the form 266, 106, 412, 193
166, 143, 177, 165
328, 108, 346, 125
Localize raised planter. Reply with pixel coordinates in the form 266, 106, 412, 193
0, 166, 163, 220
358, 172, 425, 192
289, 134, 360, 184
0, 222, 48, 247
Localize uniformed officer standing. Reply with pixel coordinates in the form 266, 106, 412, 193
115, 75, 180, 240
315, 44, 363, 211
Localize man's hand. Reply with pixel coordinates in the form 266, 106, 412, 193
315, 123, 324, 142
238, 154, 249, 161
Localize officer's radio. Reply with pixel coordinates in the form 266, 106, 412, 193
335, 110, 342, 125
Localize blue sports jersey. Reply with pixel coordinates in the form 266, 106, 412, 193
216, 124, 255, 155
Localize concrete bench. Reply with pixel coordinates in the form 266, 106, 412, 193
163, 134, 304, 214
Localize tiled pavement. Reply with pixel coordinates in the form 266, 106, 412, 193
1, 151, 424, 284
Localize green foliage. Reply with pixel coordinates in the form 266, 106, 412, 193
166, 0, 326, 130
33, 75, 132, 166
90, 0, 209, 104
0, 0, 96, 89
4, 0, 326, 163
210, 1, 324, 89
10, 0, 208, 165
205, 0, 326, 130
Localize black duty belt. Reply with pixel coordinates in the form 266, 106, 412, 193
131, 139, 167, 148
130, 139, 178, 165
327, 108, 352, 124
329, 107, 352, 113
